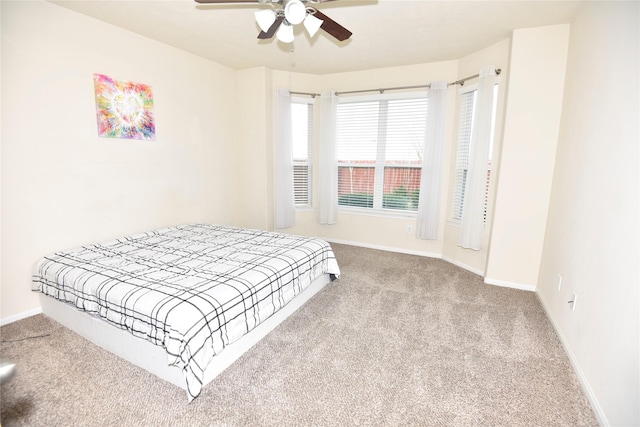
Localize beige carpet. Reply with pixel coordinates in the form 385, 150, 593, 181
1, 243, 597, 426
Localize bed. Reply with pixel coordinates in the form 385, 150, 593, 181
32, 224, 340, 400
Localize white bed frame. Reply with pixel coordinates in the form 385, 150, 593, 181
39, 274, 331, 392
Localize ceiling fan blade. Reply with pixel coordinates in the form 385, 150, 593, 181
312, 10, 352, 41
257, 15, 285, 39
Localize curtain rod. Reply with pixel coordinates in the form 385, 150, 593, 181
449, 68, 502, 87
290, 91, 320, 98
288, 68, 501, 98
335, 68, 502, 96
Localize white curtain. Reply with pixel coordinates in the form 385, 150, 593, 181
458, 66, 497, 249
317, 90, 339, 224
415, 81, 448, 240
274, 88, 295, 229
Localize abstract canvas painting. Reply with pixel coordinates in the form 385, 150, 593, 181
93, 73, 155, 140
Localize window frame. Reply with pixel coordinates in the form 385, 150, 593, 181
291, 96, 314, 209
450, 83, 499, 225
336, 91, 428, 219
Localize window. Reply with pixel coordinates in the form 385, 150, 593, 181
451, 84, 498, 223
336, 93, 427, 214
291, 99, 313, 207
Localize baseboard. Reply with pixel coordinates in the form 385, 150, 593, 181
441, 256, 485, 277
484, 277, 536, 292
1, 307, 43, 326
325, 240, 532, 292
324, 238, 442, 260
325, 240, 536, 294
536, 293, 609, 426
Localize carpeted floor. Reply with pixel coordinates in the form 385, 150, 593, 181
0, 243, 598, 426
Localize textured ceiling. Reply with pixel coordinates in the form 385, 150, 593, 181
52, 0, 581, 74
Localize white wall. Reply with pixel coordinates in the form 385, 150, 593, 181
0, 2, 4, 325
1, 1, 239, 320
234, 67, 273, 230
536, 2, 639, 426
484, 25, 570, 290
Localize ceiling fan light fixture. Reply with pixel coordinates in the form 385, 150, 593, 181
284, 0, 306, 25
276, 22, 295, 43
303, 13, 323, 38
255, 9, 276, 33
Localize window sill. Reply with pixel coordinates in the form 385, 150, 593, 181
338, 206, 417, 220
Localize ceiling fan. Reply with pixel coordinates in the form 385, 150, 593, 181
194, 0, 352, 43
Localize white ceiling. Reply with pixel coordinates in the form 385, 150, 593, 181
52, 0, 581, 75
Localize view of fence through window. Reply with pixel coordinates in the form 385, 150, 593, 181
337, 165, 421, 209
336, 95, 427, 212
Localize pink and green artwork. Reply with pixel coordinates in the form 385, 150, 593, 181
93, 73, 155, 140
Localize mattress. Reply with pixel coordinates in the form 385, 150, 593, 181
32, 224, 340, 400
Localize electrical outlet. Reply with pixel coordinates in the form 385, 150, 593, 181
557, 275, 563, 291
406, 225, 413, 234
568, 293, 577, 311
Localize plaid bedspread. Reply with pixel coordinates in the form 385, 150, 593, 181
32, 224, 340, 400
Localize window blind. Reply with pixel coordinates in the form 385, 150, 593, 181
291, 101, 313, 206
452, 85, 498, 223
452, 90, 476, 221
336, 94, 427, 213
